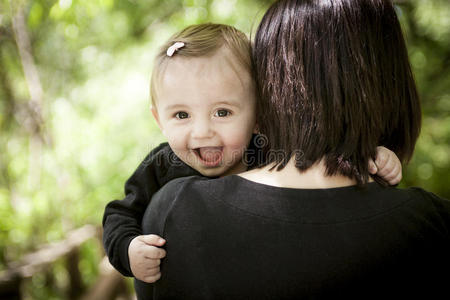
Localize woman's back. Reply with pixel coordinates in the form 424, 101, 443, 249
135, 1, 447, 298
139, 175, 450, 299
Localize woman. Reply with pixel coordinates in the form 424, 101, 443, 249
138, 0, 450, 298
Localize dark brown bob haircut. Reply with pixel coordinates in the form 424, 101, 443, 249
253, 0, 421, 184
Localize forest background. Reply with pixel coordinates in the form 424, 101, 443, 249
0, 0, 449, 299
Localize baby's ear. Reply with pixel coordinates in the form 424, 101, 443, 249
151, 106, 164, 133
253, 123, 259, 134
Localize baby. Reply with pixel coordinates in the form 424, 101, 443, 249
102, 23, 402, 285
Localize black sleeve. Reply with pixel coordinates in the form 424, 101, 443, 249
102, 143, 201, 276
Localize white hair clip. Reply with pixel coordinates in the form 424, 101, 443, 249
166, 42, 185, 57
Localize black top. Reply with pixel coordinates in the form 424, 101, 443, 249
137, 175, 450, 299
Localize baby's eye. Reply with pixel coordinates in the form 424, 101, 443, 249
214, 109, 231, 118
175, 111, 189, 119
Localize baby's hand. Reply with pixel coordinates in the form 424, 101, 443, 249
369, 146, 402, 185
128, 234, 166, 283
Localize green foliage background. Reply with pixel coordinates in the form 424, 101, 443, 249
0, 0, 449, 298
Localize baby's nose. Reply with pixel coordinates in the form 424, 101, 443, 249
191, 118, 214, 139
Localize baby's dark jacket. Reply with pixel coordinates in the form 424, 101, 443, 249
102, 143, 201, 276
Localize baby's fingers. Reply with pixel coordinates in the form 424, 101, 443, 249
374, 146, 390, 172
144, 246, 166, 259
382, 163, 402, 185
144, 258, 161, 269
140, 234, 166, 246
143, 272, 162, 283
368, 159, 378, 174
389, 171, 402, 186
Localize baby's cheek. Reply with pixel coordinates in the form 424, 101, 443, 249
166, 138, 189, 160
166, 133, 185, 149
226, 126, 252, 144
226, 135, 249, 151
224, 135, 250, 160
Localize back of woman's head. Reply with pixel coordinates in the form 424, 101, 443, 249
253, 0, 421, 184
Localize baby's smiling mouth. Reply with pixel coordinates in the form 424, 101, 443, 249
193, 147, 223, 167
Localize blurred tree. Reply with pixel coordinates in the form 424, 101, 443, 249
0, 0, 448, 298
395, 0, 450, 195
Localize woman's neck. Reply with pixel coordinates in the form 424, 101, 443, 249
239, 158, 367, 189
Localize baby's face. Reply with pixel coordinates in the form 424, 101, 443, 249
153, 47, 257, 177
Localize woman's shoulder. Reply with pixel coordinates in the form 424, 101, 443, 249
405, 186, 446, 199
150, 175, 222, 209
153, 175, 207, 199
143, 176, 213, 234
149, 175, 243, 218
404, 186, 450, 217
157, 175, 215, 195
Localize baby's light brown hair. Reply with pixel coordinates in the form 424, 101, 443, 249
150, 23, 253, 107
